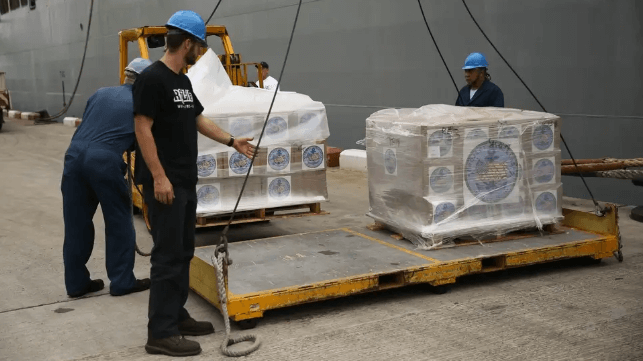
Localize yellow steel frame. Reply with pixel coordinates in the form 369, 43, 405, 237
190, 205, 620, 321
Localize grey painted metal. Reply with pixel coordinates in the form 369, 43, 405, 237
193, 226, 601, 295
0, 0, 641, 204
195, 228, 430, 295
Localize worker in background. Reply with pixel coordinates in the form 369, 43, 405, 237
455, 52, 504, 107
133, 10, 256, 357
61, 58, 153, 298
255, 61, 280, 91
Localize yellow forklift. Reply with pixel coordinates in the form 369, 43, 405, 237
119, 25, 265, 230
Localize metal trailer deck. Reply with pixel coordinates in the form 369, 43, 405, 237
189, 205, 620, 327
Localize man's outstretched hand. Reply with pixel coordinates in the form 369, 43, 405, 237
233, 137, 257, 159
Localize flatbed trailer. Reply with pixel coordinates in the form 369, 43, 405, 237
189, 204, 620, 328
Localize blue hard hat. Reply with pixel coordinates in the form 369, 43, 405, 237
462, 52, 489, 69
125, 58, 153, 74
166, 10, 207, 47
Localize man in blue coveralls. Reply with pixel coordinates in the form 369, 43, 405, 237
455, 52, 504, 107
61, 58, 153, 298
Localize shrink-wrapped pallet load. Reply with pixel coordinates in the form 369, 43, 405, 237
366, 105, 563, 248
187, 50, 330, 216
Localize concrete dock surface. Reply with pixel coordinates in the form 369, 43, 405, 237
0, 117, 641, 360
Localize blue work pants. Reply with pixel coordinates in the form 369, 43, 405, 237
61, 142, 137, 295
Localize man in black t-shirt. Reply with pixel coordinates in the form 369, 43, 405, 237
133, 10, 256, 357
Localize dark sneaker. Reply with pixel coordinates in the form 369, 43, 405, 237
145, 335, 201, 357
110, 278, 151, 296
68, 279, 104, 298
178, 317, 215, 336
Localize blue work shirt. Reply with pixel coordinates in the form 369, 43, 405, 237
455, 80, 504, 107
70, 84, 135, 154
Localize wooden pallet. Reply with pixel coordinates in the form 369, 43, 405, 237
368, 222, 564, 250
195, 202, 327, 228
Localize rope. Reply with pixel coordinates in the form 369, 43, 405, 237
37, 0, 93, 122
561, 158, 643, 174
214, 253, 261, 357
610, 159, 643, 168
206, 0, 224, 24
208, 0, 303, 356
460, 0, 606, 217
566, 170, 643, 180
417, 0, 463, 105
599, 170, 643, 179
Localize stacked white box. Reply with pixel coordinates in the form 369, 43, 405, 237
366, 105, 563, 248
187, 50, 330, 216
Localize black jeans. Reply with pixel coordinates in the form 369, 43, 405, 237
145, 185, 197, 339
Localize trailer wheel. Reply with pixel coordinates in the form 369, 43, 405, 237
429, 285, 449, 295
236, 319, 258, 330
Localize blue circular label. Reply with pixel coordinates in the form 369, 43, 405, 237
428, 131, 453, 157
465, 140, 519, 203
268, 147, 290, 171
303, 145, 324, 169
534, 158, 555, 183
429, 167, 453, 193
300, 112, 319, 130
229, 152, 251, 174
269, 177, 291, 199
197, 185, 220, 207
499, 126, 520, 139
230, 118, 253, 137
196, 155, 216, 177
536, 192, 557, 213
434, 202, 456, 223
466, 128, 487, 141
266, 116, 288, 139
533, 125, 554, 150
384, 149, 397, 174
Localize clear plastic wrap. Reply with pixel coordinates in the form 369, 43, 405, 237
366, 104, 563, 249
187, 50, 330, 216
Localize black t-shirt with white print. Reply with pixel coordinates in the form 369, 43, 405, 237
133, 60, 204, 189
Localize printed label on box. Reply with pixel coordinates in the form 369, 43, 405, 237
265, 114, 289, 140
302, 144, 325, 170
196, 154, 217, 178
532, 124, 555, 152
228, 151, 253, 177
427, 130, 453, 158
196, 183, 221, 210
532, 157, 556, 184
268, 176, 292, 202
383, 147, 397, 176
267, 146, 291, 173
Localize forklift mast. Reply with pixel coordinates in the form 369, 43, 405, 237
118, 25, 264, 88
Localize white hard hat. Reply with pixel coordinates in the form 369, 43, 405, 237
125, 58, 153, 75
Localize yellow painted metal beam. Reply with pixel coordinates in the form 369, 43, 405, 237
562, 204, 619, 236
137, 37, 150, 60
118, 34, 128, 84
